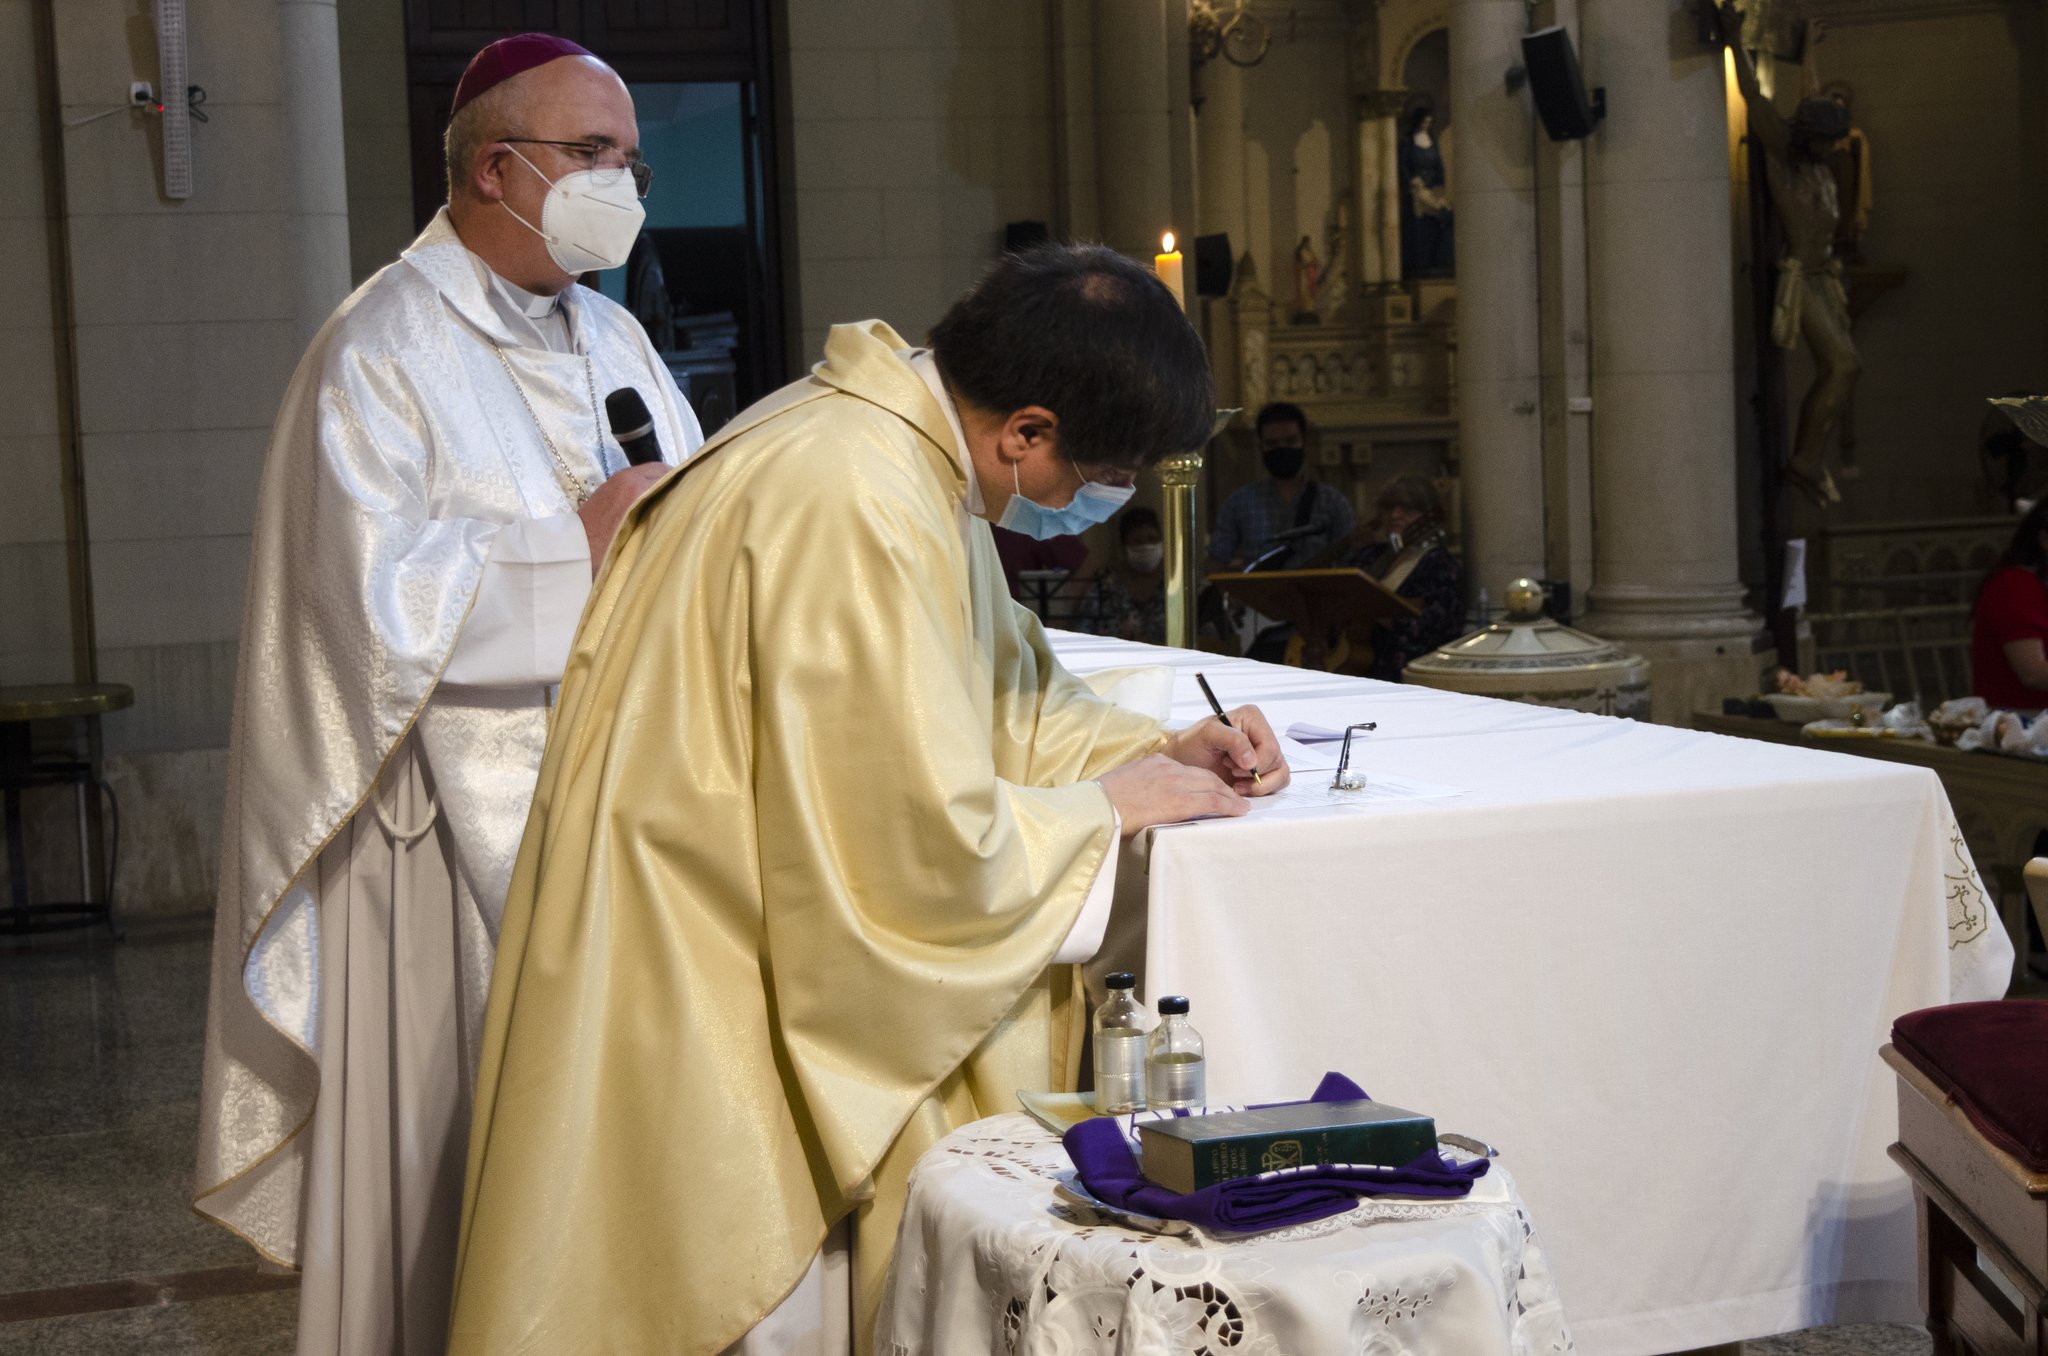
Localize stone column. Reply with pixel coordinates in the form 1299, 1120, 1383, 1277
1449, 0, 1546, 610
1375, 105, 1402, 287
1578, 0, 1761, 722
278, 0, 352, 350
1093, 0, 1174, 256
1356, 90, 1406, 290
1536, 1, 1595, 607
1356, 103, 1384, 287
1198, 57, 1248, 273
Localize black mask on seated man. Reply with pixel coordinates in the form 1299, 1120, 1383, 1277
1262, 446, 1306, 480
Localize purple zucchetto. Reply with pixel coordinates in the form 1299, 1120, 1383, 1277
449, 33, 594, 119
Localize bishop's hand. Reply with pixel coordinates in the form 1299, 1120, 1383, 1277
577, 463, 668, 577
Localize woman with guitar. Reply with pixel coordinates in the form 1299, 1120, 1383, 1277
1341, 476, 1463, 681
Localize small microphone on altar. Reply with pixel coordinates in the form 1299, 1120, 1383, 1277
604, 388, 664, 466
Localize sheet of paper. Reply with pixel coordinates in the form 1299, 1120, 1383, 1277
1277, 734, 1341, 772
1251, 771, 1467, 815
1156, 769, 1468, 827
1286, 722, 1348, 743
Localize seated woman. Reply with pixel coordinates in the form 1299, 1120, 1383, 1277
1078, 507, 1167, 644
1973, 498, 2048, 710
1341, 476, 1464, 682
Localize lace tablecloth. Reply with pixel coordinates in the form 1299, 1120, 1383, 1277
876, 1113, 1574, 1356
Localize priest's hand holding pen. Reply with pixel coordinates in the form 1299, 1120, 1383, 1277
1096, 699, 1289, 836
1165, 695, 1289, 797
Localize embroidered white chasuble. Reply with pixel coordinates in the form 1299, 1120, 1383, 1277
193, 208, 702, 1352
448, 321, 1165, 1356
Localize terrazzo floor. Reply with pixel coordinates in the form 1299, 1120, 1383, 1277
0, 920, 1998, 1354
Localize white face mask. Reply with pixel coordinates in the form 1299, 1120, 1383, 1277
501, 144, 646, 274
1126, 543, 1164, 573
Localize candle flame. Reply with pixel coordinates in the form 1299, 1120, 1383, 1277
1161, 231, 1176, 254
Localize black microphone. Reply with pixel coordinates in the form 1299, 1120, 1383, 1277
604, 387, 664, 467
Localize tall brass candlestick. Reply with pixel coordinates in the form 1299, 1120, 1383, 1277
1157, 450, 1204, 649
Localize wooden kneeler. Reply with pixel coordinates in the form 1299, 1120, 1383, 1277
1883, 1041, 2048, 1355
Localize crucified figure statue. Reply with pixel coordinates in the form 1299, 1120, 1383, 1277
1718, 2, 1859, 507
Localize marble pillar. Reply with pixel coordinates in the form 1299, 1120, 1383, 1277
278, 0, 353, 350
1356, 90, 1406, 290
1376, 110, 1402, 288
1450, 0, 1546, 610
1579, 0, 1762, 723
1536, 2, 1595, 606
1093, 0, 1174, 256
1198, 57, 1249, 269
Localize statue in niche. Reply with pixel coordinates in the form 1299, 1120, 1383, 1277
1321, 197, 1352, 317
1399, 107, 1453, 279
1292, 236, 1322, 323
1719, 2, 1858, 507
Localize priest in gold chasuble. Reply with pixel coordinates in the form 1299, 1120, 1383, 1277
449, 247, 1289, 1356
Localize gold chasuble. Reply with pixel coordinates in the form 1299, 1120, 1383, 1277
448, 321, 1165, 1355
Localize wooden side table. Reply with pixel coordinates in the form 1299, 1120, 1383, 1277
1883, 1039, 2048, 1355
0, 683, 132, 937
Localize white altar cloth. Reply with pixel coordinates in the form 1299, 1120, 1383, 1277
876, 1113, 1573, 1356
1044, 630, 2012, 1356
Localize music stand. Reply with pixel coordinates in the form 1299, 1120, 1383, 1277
1209, 568, 1418, 644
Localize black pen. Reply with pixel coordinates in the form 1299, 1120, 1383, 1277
1194, 671, 1262, 787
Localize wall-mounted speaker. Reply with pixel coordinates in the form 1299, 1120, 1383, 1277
1520, 25, 1605, 142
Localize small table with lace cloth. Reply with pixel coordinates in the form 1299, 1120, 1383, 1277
875, 1112, 1573, 1356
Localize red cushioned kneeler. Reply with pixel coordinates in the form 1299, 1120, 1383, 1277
1883, 1001, 2048, 1356
1894, 1002, 2048, 1174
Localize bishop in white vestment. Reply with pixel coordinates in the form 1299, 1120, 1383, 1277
193, 35, 702, 1356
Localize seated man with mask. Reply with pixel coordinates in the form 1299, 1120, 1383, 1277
448, 245, 1291, 1356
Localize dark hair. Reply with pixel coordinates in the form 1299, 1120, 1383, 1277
1983, 391, 2036, 503
1377, 474, 1442, 521
929, 244, 1215, 471
1992, 499, 2048, 577
1255, 402, 1308, 438
1407, 106, 1434, 135
1118, 506, 1162, 540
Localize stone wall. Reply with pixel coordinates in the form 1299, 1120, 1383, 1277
1795, 2, 2048, 523
778, 0, 1061, 367
339, 0, 416, 285
1, 0, 351, 918
1, 0, 77, 691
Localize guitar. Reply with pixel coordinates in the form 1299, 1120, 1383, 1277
1285, 520, 1450, 673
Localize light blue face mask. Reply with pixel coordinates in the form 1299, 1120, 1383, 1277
996, 460, 1135, 540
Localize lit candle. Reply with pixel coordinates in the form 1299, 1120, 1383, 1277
1154, 232, 1186, 310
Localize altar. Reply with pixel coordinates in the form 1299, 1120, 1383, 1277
1046, 629, 2013, 1356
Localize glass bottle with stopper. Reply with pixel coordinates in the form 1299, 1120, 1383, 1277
1092, 972, 1152, 1113
1146, 996, 1206, 1109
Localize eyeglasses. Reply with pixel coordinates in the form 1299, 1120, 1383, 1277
498, 138, 653, 198
1075, 463, 1139, 490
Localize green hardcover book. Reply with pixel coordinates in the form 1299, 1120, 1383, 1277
1137, 1099, 1438, 1194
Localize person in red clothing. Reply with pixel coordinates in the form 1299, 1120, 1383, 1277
1973, 499, 2048, 710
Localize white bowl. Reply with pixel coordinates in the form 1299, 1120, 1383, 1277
1763, 694, 1825, 722
1764, 691, 1889, 722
